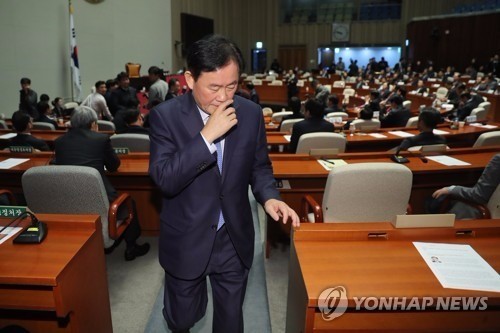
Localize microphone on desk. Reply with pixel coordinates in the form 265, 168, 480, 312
13, 211, 47, 244
391, 147, 409, 164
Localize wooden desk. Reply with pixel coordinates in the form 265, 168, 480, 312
0, 214, 112, 332
286, 221, 500, 332
0, 129, 114, 149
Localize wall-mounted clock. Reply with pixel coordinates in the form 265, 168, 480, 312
332, 23, 350, 42
85, 0, 105, 4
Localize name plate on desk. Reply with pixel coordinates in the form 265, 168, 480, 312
113, 147, 129, 155
0, 206, 27, 218
392, 214, 455, 228
9, 146, 33, 153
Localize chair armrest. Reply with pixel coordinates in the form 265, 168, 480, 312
301, 194, 323, 223
108, 192, 134, 239
439, 196, 491, 219
0, 189, 16, 205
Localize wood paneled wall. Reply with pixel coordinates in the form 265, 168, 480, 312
171, 0, 492, 73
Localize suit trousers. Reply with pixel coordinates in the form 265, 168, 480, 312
116, 198, 141, 248
163, 225, 249, 333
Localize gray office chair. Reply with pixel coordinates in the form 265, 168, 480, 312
351, 119, 381, 131
325, 112, 349, 120
110, 133, 150, 152
271, 111, 293, 123
301, 163, 412, 222
470, 107, 487, 122
97, 120, 116, 132
22, 165, 133, 248
32, 122, 56, 130
405, 116, 419, 128
296, 133, 346, 154
473, 131, 500, 148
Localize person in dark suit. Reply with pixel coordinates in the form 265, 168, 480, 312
453, 92, 484, 121
36, 101, 58, 128
397, 107, 445, 151
54, 106, 149, 260
149, 35, 299, 333
246, 82, 260, 105
289, 98, 334, 153
380, 95, 411, 128
431, 154, 500, 219
117, 108, 149, 135
19, 77, 38, 120
7, 111, 50, 151
283, 96, 304, 121
323, 94, 341, 115
165, 78, 181, 101
109, 72, 138, 116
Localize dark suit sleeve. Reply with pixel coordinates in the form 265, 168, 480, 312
289, 123, 302, 153
103, 137, 120, 172
450, 154, 500, 204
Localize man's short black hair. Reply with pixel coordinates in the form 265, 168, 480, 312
246, 82, 254, 90
37, 101, 50, 115
123, 108, 141, 125
389, 95, 403, 106
168, 78, 179, 89
359, 105, 373, 120
12, 111, 31, 132
328, 94, 339, 105
186, 34, 244, 81
419, 107, 441, 129
288, 96, 301, 113
40, 94, 50, 102
304, 98, 325, 118
20, 77, 31, 85
95, 80, 106, 89
105, 79, 117, 89
148, 66, 162, 76
116, 72, 129, 82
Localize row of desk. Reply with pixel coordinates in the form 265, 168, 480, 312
0, 147, 498, 234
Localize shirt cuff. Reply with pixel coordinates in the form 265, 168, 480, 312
200, 132, 216, 154
448, 185, 456, 192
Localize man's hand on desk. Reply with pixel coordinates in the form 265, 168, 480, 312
432, 187, 450, 198
264, 198, 300, 227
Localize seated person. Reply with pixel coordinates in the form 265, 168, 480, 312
51, 97, 65, 118
323, 94, 341, 115
7, 111, 50, 151
430, 154, 500, 219
246, 82, 260, 105
397, 107, 445, 151
36, 101, 58, 128
283, 96, 304, 121
53, 106, 150, 260
113, 99, 140, 133
380, 95, 411, 128
289, 98, 334, 153
450, 92, 484, 121
117, 108, 149, 135
349, 105, 380, 131
365, 90, 381, 112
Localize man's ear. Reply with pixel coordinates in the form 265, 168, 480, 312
184, 71, 195, 90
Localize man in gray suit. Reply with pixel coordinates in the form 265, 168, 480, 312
432, 154, 500, 219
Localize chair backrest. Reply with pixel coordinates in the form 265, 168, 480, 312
473, 131, 500, 148
296, 132, 346, 154
110, 133, 150, 152
487, 183, 500, 219
264, 75, 276, 81
478, 101, 491, 113
125, 63, 141, 78
262, 107, 273, 117
269, 80, 283, 86
351, 119, 381, 131
333, 81, 345, 88
402, 100, 412, 109
470, 107, 487, 121
22, 165, 114, 247
280, 119, 303, 133
322, 163, 412, 222
436, 87, 448, 99
325, 112, 348, 120
405, 116, 419, 127
0, 120, 8, 129
252, 79, 263, 86
97, 120, 116, 132
342, 88, 355, 97
271, 111, 293, 123
32, 122, 55, 131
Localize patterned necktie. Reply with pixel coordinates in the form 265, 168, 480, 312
215, 138, 225, 230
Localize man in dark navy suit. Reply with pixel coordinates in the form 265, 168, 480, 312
149, 35, 299, 333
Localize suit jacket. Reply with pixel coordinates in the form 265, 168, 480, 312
54, 128, 120, 200
289, 117, 335, 153
449, 154, 500, 219
398, 131, 446, 151
380, 106, 411, 128
9, 133, 50, 151
149, 92, 279, 279
456, 95, 484, 120
118, 125, 150, 135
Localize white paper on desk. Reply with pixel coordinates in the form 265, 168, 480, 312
0, 158, 30, 169
388, 131, 414, 138
0, 133, 16, 139
433, 129, 449, 135
0, 227, 22, 245
469, 123, 498, 129
317, 159, 348, 171
413, 242, 500, 293
369, 133, 387, 138
426, 155, 470, 166
283, 135, 291, 142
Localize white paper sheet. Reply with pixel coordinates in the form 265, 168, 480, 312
283, 135, 291, 142
0, 158, 30, 169
0, 133, 17, 139
413, 242, 500, 293
426, 155, 470, 166
469, 123, 498, 129
433, 129, 450, 135
0, 227, 22, 245
388, 131, 414, 138
369, 133, 388, 138
317, 159, 348, 171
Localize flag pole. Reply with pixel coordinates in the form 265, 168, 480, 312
69, 0, 74, 101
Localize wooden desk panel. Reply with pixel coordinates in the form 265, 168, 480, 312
287, 222, 500, 332
0, 214, 112, 332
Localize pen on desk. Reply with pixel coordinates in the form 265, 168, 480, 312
321, 158, 335, 166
